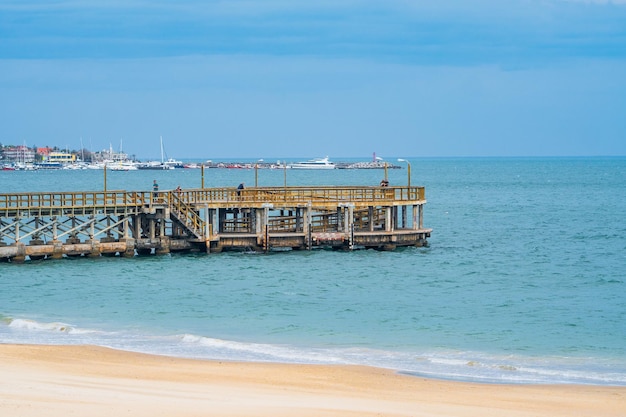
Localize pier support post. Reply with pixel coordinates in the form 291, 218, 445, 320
419, 204, 424, 229
204, 205, 211, 254
401, 206, 407, 229
133, 214, 141, 239
87, 239, 101, 258
13, 242, 26, 263
149, 218, 156, 239
156, 236, 170, 255
260, 203, 272, 251
385, 207, 393, 232
50, 240, 63, 259
303, 204, 311, 250
347, 204, 354, 250
119, 238, 135, 257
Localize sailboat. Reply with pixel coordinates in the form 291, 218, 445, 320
137, 136, 174, 170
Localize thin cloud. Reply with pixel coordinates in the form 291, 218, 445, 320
1, 0, 625, 66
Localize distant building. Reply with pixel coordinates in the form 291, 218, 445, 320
92, 147, 131, 163
37, 147, 54, 157
45, 152, 76, 164
2, 145, 35, 162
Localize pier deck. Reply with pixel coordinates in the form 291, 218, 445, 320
0, 186, 431, 262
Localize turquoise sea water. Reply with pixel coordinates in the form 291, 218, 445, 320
1, 157, 625, 385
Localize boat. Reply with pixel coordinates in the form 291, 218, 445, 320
137, 136, 177, 170
137, 161, 172, 170
164, 158, 184, 169
289, 156, 335, 170
34, 162, 62, 170
108, 161, 138, 171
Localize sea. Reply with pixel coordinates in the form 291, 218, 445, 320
1, 157, 625, 385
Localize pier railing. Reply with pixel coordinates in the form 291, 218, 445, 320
0, 186, 426, 218
0, 191, 153, 217
176, 186, 425, 207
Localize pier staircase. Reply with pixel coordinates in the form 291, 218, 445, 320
169, 193, 205, 240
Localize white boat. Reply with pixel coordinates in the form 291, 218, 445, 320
108, 161, 138, 171
138, 136, 177, 170
289, 156, 336, 170
137, 160, 172, 170
164, 158, 184, 169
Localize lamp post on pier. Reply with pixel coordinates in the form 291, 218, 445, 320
397, 158, 411, 188
255, 159, 263, 187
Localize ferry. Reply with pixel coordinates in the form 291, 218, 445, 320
289, 156, 336, 170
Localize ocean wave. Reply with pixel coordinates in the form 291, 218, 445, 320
2, 316, 101, 336
1, 316, 625, 386
9, 318, 76, 333
176, 334, 626, 386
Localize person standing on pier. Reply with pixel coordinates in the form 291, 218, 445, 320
153, 179, 159, 202
237, 182, 244, 196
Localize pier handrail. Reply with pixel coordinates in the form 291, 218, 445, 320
0, 186, 425, 217
180, 186, 425, 206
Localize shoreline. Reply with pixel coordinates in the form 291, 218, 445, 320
1, 344, 624, 417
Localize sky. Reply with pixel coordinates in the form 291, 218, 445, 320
1, 0, 625, 159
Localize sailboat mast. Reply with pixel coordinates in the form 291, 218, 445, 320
160, 136, 164, 164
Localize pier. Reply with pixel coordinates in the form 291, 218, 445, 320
0, 186, 431, 262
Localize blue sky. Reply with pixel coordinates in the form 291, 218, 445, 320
1, 0, 625, 159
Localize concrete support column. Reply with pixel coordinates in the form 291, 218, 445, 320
156, 236, 170, 255
337, 207, 343, 232
412, 205, 418, 230
87, 239, 101, 258
255, 208, 263, 235
51, 240, 63, 259
212, 209, 219, 236
385, 207, 393, 232
303, 204, 311, 250
203, 205, 211, 249
119, 238, 135, 257
368, 206, 374, 232
393, 206, 398, 231
346, 204, 354, 250
90, 216, 95, 240
134, 214, 141, 239
204, 206, 212, 254
159, 217, 166, 237
52, 217, 58, 240
260, 203, 272, 251
401, 206, 407, 229
13, 242, 26, 263
418, 204, 424, 229
264, 206, 270, 250
302, 206, 310, 236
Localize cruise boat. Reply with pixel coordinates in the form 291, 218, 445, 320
289, 156, 336, 170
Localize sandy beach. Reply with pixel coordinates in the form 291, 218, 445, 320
0, 344, 623, 417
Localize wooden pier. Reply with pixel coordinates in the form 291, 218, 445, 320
0, 186, 431, 262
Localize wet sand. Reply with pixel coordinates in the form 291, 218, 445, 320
1, 344, 624, 417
